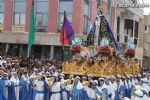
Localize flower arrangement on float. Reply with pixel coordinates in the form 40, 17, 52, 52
98, 45, 111, 56
70, 45, 81, 53
125, 40, 135, 58
97, 37, 111, 57
125, 48, 135, 58
70, 38, 82, 54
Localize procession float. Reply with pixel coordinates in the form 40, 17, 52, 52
63, 4, 140, 77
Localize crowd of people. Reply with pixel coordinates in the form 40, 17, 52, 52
0, 56, 149, 100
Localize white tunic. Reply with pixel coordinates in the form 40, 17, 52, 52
87, 88, 97, 99
10, 76, 20, 100
105, 84, 115, 99
35, 81, 45, 100
61, 82, 68, 100
50, 82, 61, 100
4, 79, 11, 100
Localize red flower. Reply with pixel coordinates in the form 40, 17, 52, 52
70, 45, 81, 53
98, 46, 111, 54
125, 49, 135, 55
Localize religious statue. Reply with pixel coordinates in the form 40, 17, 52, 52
87, 3, 111, 46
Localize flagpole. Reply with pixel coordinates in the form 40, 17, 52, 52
27, 46, 30, 58
62, 11, 66, 62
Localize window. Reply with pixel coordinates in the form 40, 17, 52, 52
145, 26, 147, 31
83, 0, 90, 34
0, 0, 4, 24
117, 35, 120, 42
124, 19, 133, 37
134, 38, 138, 45
145, 25, 149, 31
124, 36, 128, 43
35, 0, 48, 32
134, 21, 138, 38
117, 17, 120, 34
13, 0, 26, 25
58, 0, 73, 31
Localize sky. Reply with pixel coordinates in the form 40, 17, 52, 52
142, 0, 150, 15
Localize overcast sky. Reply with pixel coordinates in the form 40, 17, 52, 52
142, 0, 150, 15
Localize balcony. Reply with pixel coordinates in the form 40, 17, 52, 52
115, 0, 144, 19
12, 25, 25, 32
127, 8, 143, 19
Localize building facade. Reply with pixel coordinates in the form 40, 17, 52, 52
114, 0, 144, 66
143, 14, 150, 69
0, 0, 115, 60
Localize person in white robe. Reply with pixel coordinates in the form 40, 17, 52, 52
60, 80, 68, 100
3, 73, 11, 100
141, 78, 149, 90
141, 88, 149, 100
131, 90, 144, 100
29, 68, 39, 79
86, 81, 98, 100
10, 70, 20, 100
93, 80, 102, 100
105, 77, 115, 100
49, 73, 61, 100
131, 75, 139, 87
34, 75, 45, 100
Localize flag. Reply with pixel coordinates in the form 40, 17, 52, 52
60, 13, 74, 45
28, 0, 35, 49
87, 19, 93, 34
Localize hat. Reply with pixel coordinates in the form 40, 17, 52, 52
141, 78, 149, 83
94, 80, 98, 85
134, 90, 143, 98
40, 71, 45, 75
69, 74, 74, 78
126, 76, 130, 78
105, 76, 110, 78
129, 75, 133, 77
137, 75, 141, 77
46, 72, 50, 74
90, 80, 97, 86
34, 68, 38, 71
53, 73, 58, 77
117, 75, 121, 78
82, 76, 87, 80
83, 81, 89, 86
141, 88, 148, 95
111, 76, 116, 79
99, 78, 104, 81
123, 97, 130, 100
3, 73, 8, 77
75, 76, 80, 80
135, 85, 142, 91
11, 69, 16, 75
121, 76, 126, 79
59, 73, 65, 77
143, 73, 146, 76
87, 74, 93, 78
